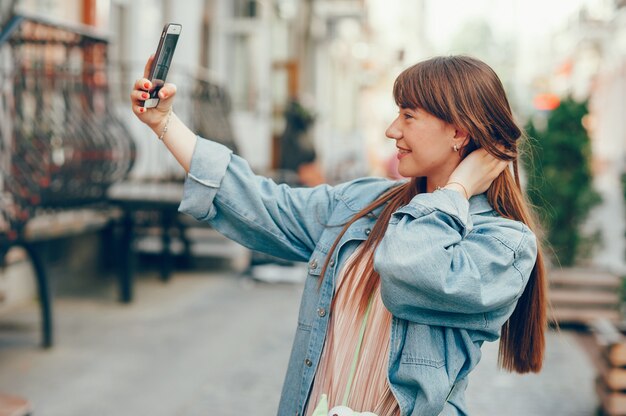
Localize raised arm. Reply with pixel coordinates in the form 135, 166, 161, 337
375, 149, 536, 331
130, 56, 347, 261
130, 55, 195, 172
375, 189, 538, 331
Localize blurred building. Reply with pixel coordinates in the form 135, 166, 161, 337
0, 0, 377, 311
9, 0, 377, 181
586, 0, 626, 271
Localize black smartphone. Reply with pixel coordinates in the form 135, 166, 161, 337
143, 23, 182, 108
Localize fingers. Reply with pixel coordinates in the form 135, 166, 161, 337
157, 83, 177, 102
130, 82, 176, 107
143, 54, 155, 79
130, 57, 176, 129
130, 78, 151, 114
131, 89, 150, 103
483, 154, 508, 173
130, 82, 150, 115
132, 104, 147, 115
133, 78, 152, 92
474, 148, 509, 168
496, 160, 510, 174
448, 147, 512, 196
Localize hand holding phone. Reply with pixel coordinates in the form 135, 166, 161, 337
142, 23, 182, 108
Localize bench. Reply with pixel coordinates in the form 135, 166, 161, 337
548, 268, 621, 326
1, 181, 252, 348
554, 268, 625, 415
0, 207, 116, 348
107, 181, 250, 302
584, 319, 626, 415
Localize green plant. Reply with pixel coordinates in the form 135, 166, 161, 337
523, 97, 602, 266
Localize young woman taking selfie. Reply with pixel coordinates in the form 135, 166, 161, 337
131, 55, 546, 416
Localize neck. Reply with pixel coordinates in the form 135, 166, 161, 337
425, 171, 456, 194
425, 156, 463, 193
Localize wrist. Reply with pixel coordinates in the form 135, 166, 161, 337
151, 108, 174, 140
442, 182, 470, 199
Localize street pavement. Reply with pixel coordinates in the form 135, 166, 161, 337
0, 268, 598, 415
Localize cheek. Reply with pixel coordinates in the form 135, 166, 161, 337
404, 143, 451, 173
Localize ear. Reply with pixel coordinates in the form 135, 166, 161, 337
452, 128, 469, 150
453, 129, 468, 140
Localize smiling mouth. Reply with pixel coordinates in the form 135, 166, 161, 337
397, 146, 411, 154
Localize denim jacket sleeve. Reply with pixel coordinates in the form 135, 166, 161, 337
178, 138, 347, 262
374, 188, 538, 327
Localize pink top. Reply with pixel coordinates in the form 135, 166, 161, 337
306, 246, 400, 416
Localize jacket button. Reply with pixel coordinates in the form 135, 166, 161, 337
365, 228, 371, 236
317, 307, 326, 317
305, 358, 313, 367
309, 259, 318, 269
329, 259, 335, 267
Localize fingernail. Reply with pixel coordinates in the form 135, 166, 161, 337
144, 82, 150, 89
139, 107, 145, 113
142, 92, 148, 99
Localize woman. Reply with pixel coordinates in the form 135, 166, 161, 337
131, 55, 546, 416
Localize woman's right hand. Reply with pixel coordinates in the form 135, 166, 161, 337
446, 148, 509, 198
130, 54, 178, 132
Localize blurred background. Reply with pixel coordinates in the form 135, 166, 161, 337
0, 0, 625, 415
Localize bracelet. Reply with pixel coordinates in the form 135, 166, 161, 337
158, 108, 173, 141
437, 181, 470, 199
445, 181, 470, 199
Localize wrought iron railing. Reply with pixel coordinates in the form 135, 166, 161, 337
0, 10, 239, 247
0, 12, 135, 243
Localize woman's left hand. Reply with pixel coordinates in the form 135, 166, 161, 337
446, 148, 509, 198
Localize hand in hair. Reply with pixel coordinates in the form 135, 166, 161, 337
446, 148, 509, 198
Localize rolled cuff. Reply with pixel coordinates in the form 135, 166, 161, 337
394, 188, 472, 233
178, 138, 233, 221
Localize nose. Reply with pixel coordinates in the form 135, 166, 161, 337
385, 118, 402, 140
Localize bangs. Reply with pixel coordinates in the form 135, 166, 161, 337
393, 65, 424, 110
392, 60, 450, 122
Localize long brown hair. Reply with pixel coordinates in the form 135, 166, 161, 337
320, 56, 546, 374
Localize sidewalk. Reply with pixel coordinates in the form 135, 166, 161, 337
0, 269, 598, 415
466, 330, 597, 415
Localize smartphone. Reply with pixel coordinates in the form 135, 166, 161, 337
143, 23, 182, 108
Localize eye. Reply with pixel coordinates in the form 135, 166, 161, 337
402, 112, 413, 120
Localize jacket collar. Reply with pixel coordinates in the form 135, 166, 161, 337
367, 191, 494, 216
469, 193, 494, 215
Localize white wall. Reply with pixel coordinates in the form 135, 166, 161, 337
586, 19, 626, 271
212, 0, 273, 171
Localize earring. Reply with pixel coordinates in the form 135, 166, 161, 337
453, 144, 459, 152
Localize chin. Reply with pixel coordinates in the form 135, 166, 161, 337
397, 169, 421, 178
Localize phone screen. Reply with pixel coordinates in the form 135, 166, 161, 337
153, 33, 178, 86
144, 23, 181, 108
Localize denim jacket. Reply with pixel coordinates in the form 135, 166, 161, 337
179, 139, 538, 416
